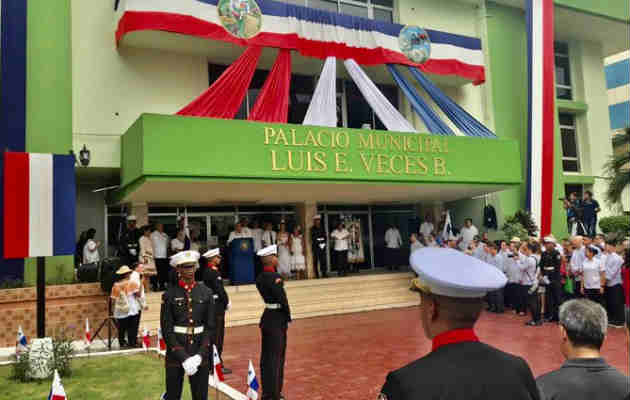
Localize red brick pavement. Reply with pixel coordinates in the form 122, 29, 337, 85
221, 307, 629, 399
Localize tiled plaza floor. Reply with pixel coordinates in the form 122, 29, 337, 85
221, 307, 629, 399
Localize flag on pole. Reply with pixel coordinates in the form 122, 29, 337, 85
84, 318, 91, 346
47, 370, 67, 400
183, 207, 191, 250
525, 0, 555, 236
16, 325, 27, 354
246, 360, 259, 400
157, 327, 166, 352
213, 344, 224, 383
142, 327, 151, 351
441, 211, 452, 241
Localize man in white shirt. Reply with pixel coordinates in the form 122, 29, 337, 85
251, 220, 264, 253
570, 236, 585, 296
458, 219, 479, 251
151, 223, 169, 290
486, 242, 505, 313
239, 218, 253, 238
419, 214, 434, 238
603, 241, 625, 327
228, 223, 249, 244
384, 224, 403, 270
331, 222, 350, 276
261, 222, 277, 248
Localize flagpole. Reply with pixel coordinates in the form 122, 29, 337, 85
36, 256, 46, 338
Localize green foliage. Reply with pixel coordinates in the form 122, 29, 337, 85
10, 349, 34, 383
599, 215, 630, 235
604, 128, 630, 205
502, 210, 537, 239
50, 326, 75, 378
501, 219, 528, 241
0, 279, 25, 289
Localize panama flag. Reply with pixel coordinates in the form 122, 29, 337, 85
16, 325, 27, 353
246, 360, 259, 400
3, 152, 76, 259
213, 344, 224, 383
47, 370, 67, 400
84, 318, 91, 346
526, 0, 555, 236
157, 327, 166, 352
142, 327, 151, 350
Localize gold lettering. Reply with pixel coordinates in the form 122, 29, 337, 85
417, 136, 423, 153
376, 134, 387, 150
288, 150, 303, 171
274, 129, 289, 146
431, 138, 442, 153
317, 131, 329, 147
290, 129, 304, 146
443, 139, 449, 153
305, 131, 318, 147
359, 133, 374, 149
306, 151, 313, 171
417, 157, 428, 175
264, 127, 276, 145
377, 154, 389, 173
405, 156, 415, 174
359, 153, 374, 172
335, 152, 349, 172
404, 136, 414, 152
313, 152, 327, 171
390, 155, 403, 174
425, 137, 432, 153
271, 150, 286, 171
434, 157, 446, 175
389, 135, 401, 151
337, 132, 350, 148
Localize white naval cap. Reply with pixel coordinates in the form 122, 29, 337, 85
410, 248, 507, 298
543, 236, 556, 243
313, 214, 322, 220
203, 248, 221, 258
257, 244, 277, 257
170, 250, 200, 267
126, 215, 137, 221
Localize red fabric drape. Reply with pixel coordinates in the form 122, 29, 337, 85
176, 46, 262, 118
248, 49, 292, 123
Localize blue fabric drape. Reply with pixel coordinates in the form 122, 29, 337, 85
387, 65, 454, 136
408, 67, 497, 138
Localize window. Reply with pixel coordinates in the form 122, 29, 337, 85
279, 0, 394, 22
555, 42, 572, 100
560, 113, 580, 173
564, 184, 584, 199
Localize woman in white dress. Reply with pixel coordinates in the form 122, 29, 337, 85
276, 222, 291, 279
290, 225, 306, 280
138, 225, 157, 292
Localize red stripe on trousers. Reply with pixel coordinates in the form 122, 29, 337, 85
115, 11, 486, 85
4, 152, 29, 258
540, 0, 555, 236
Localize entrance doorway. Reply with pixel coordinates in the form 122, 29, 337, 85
324, 210, 373, 272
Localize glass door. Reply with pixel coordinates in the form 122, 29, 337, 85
325, 211, 373, 272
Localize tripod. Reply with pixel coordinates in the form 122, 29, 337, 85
92, 298, 118, 351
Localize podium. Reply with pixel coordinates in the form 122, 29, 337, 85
229, 238, 255, 285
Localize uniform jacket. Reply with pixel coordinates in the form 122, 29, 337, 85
311, 226, 327, 252
202, 265, 229, 313
256, 270, 291, 328
483, 205, 498, 230
540, 250, 562, 282
380, 340, 540, 400
160, 282, 216, 367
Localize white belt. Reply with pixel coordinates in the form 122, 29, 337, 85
174, 326, 204, 335
265, 303, 281, 310
213, 294, 219, 299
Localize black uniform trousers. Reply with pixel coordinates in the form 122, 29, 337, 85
116, 317, 130, 346
516, 284, 531, 314
488, 288, 504, 312
544, 281, 563, 321
505, 282, 517, 309
312, 248, 327, 278
260, 323, 287, 400
605, 284, 626, 325
156, 258, 170, 289
166, 364, 210, 400
334, 250, 348, 276
584, 288, 603, 306
528, 290, 541, 322
384, 247, 401, 270
215, 310, 226, 361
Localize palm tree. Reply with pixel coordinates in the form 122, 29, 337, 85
604, 127, 630, 204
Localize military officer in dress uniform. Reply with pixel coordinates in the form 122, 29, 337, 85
256, 245, 291, 400
160, 250, 216, 400
379, 248, 541, 400
310, 215, 328, 278
541, 236, 562, 322
118, 215, 139, 266
201, 248, 232, 374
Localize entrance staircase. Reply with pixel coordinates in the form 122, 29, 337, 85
140, 271, 418, 332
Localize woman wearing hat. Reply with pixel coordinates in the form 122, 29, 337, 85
581, 245, 605, 305
110, 266, 141, 348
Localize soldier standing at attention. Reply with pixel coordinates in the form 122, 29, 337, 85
311, 215, 328, 278
160, 250, 216, 400
379, 248, 540, 400
541, 236, 563, 322
256, 245, 291, 400
201, 248, 232, 374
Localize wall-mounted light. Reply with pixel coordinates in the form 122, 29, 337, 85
79, 145, 90, 167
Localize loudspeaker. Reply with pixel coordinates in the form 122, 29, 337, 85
100, 257, 122, 293
78, 262, 99, 283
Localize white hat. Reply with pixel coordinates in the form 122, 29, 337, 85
410, 248, 507, 298
203, 248, 220, 258
170, 250, 200, 267
543, 236, 556, 243
510, 237, 521, 243
257, 244, 277, 257
127, 215, 137, 221
313, 214, 322, 220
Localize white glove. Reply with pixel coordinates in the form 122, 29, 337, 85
182, 361, 197, 376
182, 355, 201, 376
190, 354, 202, 369
226, 302, 232, 312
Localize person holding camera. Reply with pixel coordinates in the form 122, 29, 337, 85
581, 191, 600, 237
561, 193, 582, 236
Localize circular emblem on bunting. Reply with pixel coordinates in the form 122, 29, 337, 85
398, 25, 431, 64
218, 0, 262, 39
240, 241, 249, 251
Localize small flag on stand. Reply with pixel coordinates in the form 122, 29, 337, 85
213, 344, 224, 383
47, 370, 67, 400
142, 327, 151, 351
441, 210, 453, 241
157, 328, 166, 352
84, 318, 91, 346
16, 326, 27, 354
246, 360, 259, 400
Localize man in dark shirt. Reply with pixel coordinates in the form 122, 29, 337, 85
537, 299, 629, 400
310, 215, 328, 278
541, 237, 563, 322
581, 191, 600, 238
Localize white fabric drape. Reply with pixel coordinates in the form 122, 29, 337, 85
303, 57, 337, 127
344, 59, 416, 133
